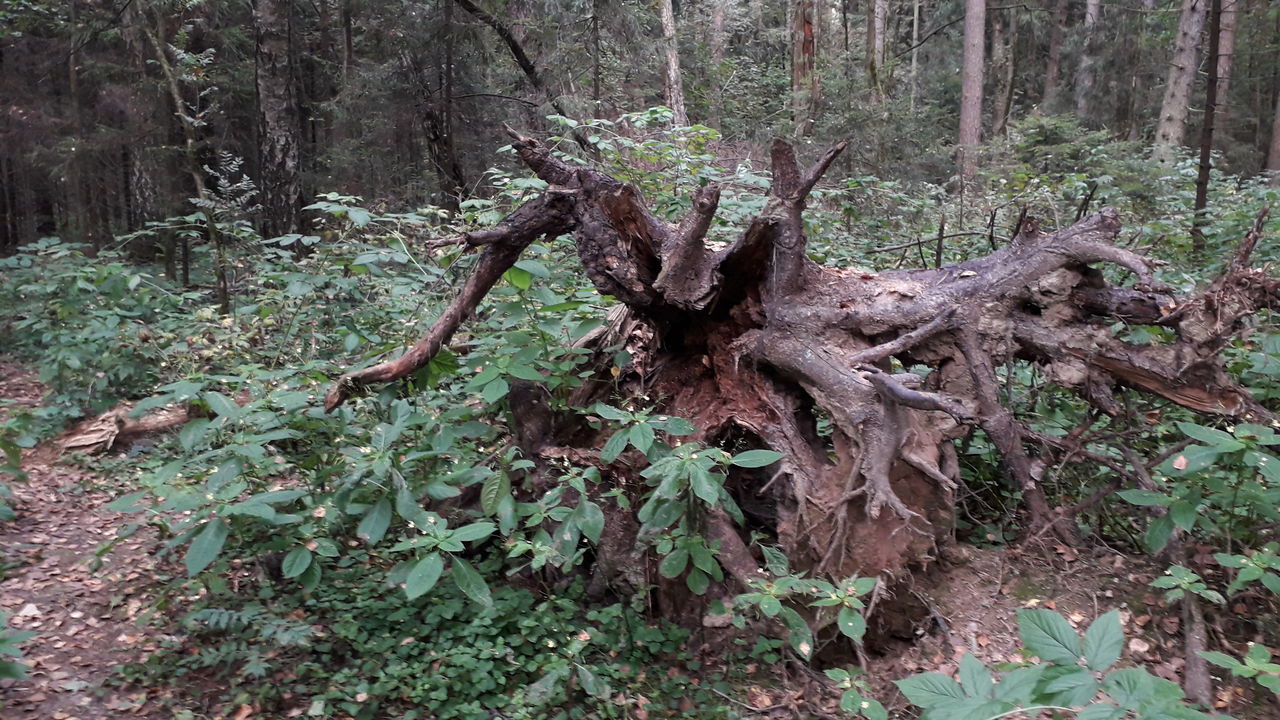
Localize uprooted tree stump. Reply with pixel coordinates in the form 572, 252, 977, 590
324, 130, 1277, 625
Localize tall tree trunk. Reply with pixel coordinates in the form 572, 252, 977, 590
1213, 0, 1238, 142
791, 0, 819, 135
990, 11, 1016, 136
866, 0, 888, 101
910, 0, 920, 110
1154, 0, 1207, 165
1267, 87, 1280, 181
255, 0, 303, 238
958, 0, 986, 175
659, 0, 689, 125
1075, 0, 1101, 125
1041, 0, 1067, 111
1191, 0, 1222, 252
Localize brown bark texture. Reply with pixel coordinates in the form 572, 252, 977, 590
958, 0, 986, 174
659, 0, 689, 126
324, 132, 1279, 606
1154, 0, 1207, 164
791, 0, 820, 135
255, 0, 303, 238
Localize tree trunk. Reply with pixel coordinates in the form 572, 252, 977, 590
1267, 85, 1280, 180
790, 0, 820, 136
659, 0, 689, 126
866, 0, 888, 101
1041, 0, 1067, 111
990, 11, 1016, 136
1191, 0, 1222, 253
1075, 0, 1101, 126
255, 0, 303, 238
1213, 0, 1238, 142
324, 132, 1280, 621
958, 0, 986, 175
1154, 0, 1207, 165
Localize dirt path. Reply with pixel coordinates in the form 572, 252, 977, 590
0, 362, 170, 719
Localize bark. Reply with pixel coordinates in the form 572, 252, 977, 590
255, 0, 303, 238
791, 0, 820, 136
867, 0, 888, 100
1154, 0, 1207, 165
324, 132, 1279, 605
958, 0, 986, 175
1074, 0, 1101, 126
658, 0, 689, 125
990, 11, 1016, 136
1041, 0, 1067, 111
1213, 0, 1238, 140
1191, 0, 1222, 253
1269, 89, 1280, 180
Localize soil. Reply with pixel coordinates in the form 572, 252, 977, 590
0, 361, 171, 719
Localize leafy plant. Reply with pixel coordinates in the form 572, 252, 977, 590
896, 609, 1223, 719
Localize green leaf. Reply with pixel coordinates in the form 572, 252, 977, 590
992, 665, 1047, 705
628, 422, 655, 455
1044, 666, 1100, 706
577, 500, 604, 544
777, 607, 813, 659
575, 665, 610, 698
1198, 650, 1239, 666
451, 521, 495, 544
281, 547, 312, 579
106, 491, 148, 513
659, 549, 689, 578
731, 449, 784, 468
758, 595, 782, 617
1177, 422, 1244, 451
837, 606, 867, 641
185, 518, 229, 576
1076, 704, 1125, 720
202, 391, 242, 419
1143, 514, 1175, 553
1170, 500, 1198, 531
480, 473, 511, 516
405, 553, 444, 600
1018, 609, 1081, 664
449, 557, 492, 608
481, 378, 510, 403
1082, 610, 1123, 671
957, 654, 992, 699
1116, 489, 1173, 507
689, 469, 720, 505
1101, 667, 1153, 709
504, 266, 532, 290
357, 498, 392, 545
686, 568, 710, 595
600, 430, 629, 462
1164, 444, 1222, 474
895, 672, 965, 709
514, 259, 551, 278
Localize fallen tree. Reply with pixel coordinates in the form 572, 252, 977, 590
324, 129, 1277, 607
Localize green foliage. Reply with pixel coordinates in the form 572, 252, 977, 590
1201, 643, 1280, 695
142, 570, 738, 719
0, 613, 35, 681
897, 609, 1223, 719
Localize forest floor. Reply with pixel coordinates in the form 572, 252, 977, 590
0, 359, 1271, 719
0, 361, 172, 719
